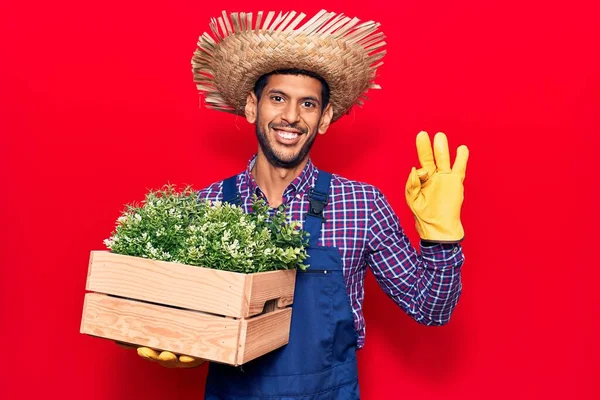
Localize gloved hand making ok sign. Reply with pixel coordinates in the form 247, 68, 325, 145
405, 131, 469, 243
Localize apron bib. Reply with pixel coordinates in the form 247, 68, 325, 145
205, 171, 360, 399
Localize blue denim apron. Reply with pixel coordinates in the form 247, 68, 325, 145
204, 171, 360, 399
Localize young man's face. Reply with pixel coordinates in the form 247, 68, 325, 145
245, 74, 333, 169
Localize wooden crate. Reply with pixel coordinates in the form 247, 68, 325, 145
80, 250, 296, 366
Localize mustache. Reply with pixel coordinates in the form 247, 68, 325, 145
268, 122, 308, 134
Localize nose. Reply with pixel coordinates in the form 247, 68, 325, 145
281, 102, 300, 124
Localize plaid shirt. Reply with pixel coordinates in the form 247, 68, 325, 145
197, 155, 464, 349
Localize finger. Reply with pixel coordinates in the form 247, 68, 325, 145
178, 355, 198, 363
405, 167, 422, 202
137, 347, 160, 361
158, 351, 178, 363
416, 131, 436, 176
178, 355, 206, 368
452, 145, 469, 179
416, 167, 429, 184
433, 132, 451, 172
156, 351, 179, 368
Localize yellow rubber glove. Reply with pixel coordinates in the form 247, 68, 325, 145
405, 131, 469, 243
115, 341, 206, 368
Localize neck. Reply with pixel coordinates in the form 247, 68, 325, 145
251, 151, 308, 208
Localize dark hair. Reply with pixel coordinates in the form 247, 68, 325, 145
253, 69, 330, 111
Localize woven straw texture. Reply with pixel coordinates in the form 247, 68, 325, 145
191, 10, 386, 122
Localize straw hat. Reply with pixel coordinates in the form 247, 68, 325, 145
191, 10, 386, 122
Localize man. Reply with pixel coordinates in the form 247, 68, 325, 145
130, 10, 469, 399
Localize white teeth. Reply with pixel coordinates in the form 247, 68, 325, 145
277, 131, 298, 140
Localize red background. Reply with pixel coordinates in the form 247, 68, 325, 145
1, 1, 599, 399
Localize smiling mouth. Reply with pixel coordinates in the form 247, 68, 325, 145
275, 129, 301, 140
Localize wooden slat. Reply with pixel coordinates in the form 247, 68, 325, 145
86, 251, 247, 318
80, 293, 241, 364
244, 269, 296, 317
237, 308, 292, 365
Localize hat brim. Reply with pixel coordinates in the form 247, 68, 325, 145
191, 10, 386, 122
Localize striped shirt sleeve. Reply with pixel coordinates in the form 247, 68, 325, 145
365, 188, 464, 325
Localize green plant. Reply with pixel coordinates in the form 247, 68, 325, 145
103, 184, 309, 273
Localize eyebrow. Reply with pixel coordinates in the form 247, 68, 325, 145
267, 89, 321, 106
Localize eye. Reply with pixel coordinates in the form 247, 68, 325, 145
302, 101, 316, 108
271, 96, 284, 102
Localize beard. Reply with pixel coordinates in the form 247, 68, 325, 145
255, 115, 317, 169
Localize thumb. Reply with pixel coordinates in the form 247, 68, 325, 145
405, 167, 422, 202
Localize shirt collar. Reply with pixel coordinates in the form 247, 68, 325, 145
241, 154, 317, 198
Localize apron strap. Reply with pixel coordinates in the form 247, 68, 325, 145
222, 175, 241, 206
305, 170, 332, 247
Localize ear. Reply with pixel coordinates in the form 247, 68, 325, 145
245, 92, 258, 124
318, 104, 333, 134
